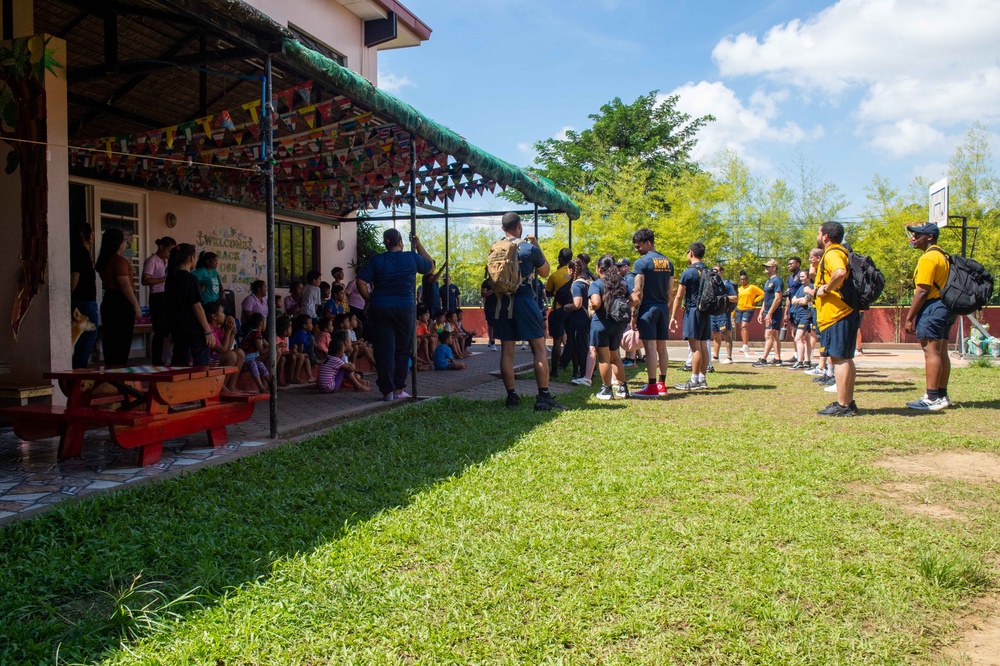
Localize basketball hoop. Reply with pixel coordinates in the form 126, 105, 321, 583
929, 178, 948, 228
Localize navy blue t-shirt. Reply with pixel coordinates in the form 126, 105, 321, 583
570, 280, 590, 315
786, 272, 802, 303
789, 284, 809, 315
481, 278, 498, 313
357, 251, 433, 309
624, 272, 636, 292
724, 279, 737, 305
421, 277, 440, 312
439, 283, 460, 311
679, 262, 706, 310
513, 240, 546, 296
588, 279, 632, 322
763, 275, 784, 313
632, 251, 673, 305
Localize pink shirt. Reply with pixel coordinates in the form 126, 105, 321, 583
346, 279, 366, 309
142, 254, 167, 294
241, 292, 268, 317
314, 331, 331, 353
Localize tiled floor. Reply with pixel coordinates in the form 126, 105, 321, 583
0, 345, 540, 524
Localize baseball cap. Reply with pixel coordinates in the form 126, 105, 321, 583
615, 258, 631, 267
906, 222, 940, 236
762, 259, 779, 268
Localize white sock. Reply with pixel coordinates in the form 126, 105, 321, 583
826, 366, 834, 377
690, 373, 698, 382
697, 373, 706, 382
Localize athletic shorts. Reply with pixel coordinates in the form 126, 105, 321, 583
548, 307, 567, 338
764, 307, 784, 331
915, 299, 955, 341
792, 310, 812, 333
710, 313, 732, 332
636, 302, 669, 341
819, 310, 860, 360
734, 309, 753, 324
683, 308, 711, 341
494, 294, 546, 342
590, 317, 627, 351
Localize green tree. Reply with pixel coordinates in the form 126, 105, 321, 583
785, 152, 850, 255
948, 122, 999, 283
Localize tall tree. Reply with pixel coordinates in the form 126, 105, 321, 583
947, 122, 999, 281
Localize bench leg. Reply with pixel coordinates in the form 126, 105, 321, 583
138, 442, 163, 466
58, 422, 86, 460
207, 427, 228, 448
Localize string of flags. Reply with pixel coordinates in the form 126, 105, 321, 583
67, 80, 503, 216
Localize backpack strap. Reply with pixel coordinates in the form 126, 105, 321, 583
927, 246, 951, 294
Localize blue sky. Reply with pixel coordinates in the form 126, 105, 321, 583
379, 0, 1000, 221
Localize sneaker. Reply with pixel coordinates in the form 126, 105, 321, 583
769, 359, 784, 367
682, 363, 692, 372
740, 345, 750, 355
823, 382, 839, 393
596, 385, 614, 400
819, 375, 837, 387
633, 383, 660, 399
788, 362, 804, 370
535, 394, 567, 411
812, 375, 828, 383
622, 359, 636, 368
939, 396, 952, 409
520, 343, 528, 351
383, 392, 395, 402
790, 356, 798, 364
488, 344, 498, 352
571, 377, 592, 386
721, 358, 734, 365
395, 391, 411, 399
804, 366, 825, 376
656, 382, 668, 396
818, 401, 855, 417
908, 396, 949, 411
706, 365, 715, 373
712, 357, 720, 363
752, 358, 769, 368
673, 380, 697, 391
848, 401, 860, 415
691, 379, 708, 391
505, 393, 520, 409
615, 384, 629, 399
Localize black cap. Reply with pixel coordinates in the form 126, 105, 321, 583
615, 258, 630, 267
906, 222, 940, 236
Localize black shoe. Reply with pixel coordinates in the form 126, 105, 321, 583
706, 365, 715, 373
819, 376, 836, 387
505, 393, 520, 409
682, 363, 693, 372
848, 400, 859, 415
535, 394, 567, 411
812, 375, 828, 383
818, 401, 855, 417
752, 359, 769, 368
769, 359, 784, 367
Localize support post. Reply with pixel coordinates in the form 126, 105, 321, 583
533, 203, 538, 239
568, 214, 573, 253
103, 10, 118, 74
444, 198, 450, 288
198, 34, 207, 117
263, 57, 277, 437
2, 0, 13, 41
409, 133, 418, 400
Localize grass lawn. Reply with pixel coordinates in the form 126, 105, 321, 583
1, 362, 998, 665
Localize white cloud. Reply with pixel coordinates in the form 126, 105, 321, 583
868, 119, 947, 157
554, 125, 575, 141
377, 71, 414, 94
858, 67, 1000, 125
667, 82, 824, 166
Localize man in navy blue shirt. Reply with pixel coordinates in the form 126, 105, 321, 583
783, 256, 802, 363
669, 242, 712, 390
630, 228, 674, 398
439, 275, 460, 312
493, 212, 565, 411
753, 258, 785, 367
710, 264, 738, 365
357, 228, 434, 401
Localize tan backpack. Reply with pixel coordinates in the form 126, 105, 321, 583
487, 237, 525, 296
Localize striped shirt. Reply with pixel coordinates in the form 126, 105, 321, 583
317, 355, 346, 393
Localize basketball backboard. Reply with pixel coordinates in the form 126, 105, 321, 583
929, 178, 948, 227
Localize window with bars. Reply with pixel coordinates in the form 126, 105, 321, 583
276, 220, 319, 288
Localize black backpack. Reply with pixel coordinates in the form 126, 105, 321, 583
608, 295, 632, 323
697, 266, 731, 316
929, 248, 994, 315
825, 248, 885, 310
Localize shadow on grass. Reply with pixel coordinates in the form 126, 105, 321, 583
714, 383, 778, 391
859, 387, 918, 394
0, 397, 559, 664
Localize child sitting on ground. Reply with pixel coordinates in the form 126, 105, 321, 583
318, 281, 332, 316
317, 334, 354, 394
205, 302, 244, 393
335, 329, 370, 391
291, 313, 320, 370
415, 305, 435, 370
239, 312, 270, 394
455, 309, 476, 353
433, 309, 447, 335
275, 315, 307, 386
349, 313, 374, 366
314, 316, 334, 363
443, 311, 472, 359
434, 331, 466, 370
335, 313, 376, 370
324, 284, 349, 317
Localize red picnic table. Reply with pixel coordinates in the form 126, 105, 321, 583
0, 366, 265, 465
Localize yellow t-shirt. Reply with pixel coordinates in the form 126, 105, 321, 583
737, 284, 764, 311
913, 245, 950, 301
815, 244, 853, 330
545, 265, 572, 310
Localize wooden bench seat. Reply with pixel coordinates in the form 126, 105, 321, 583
0, 383, 53, 407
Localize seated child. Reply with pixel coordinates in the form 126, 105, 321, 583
324, 284, 348, 317
434, 331, 466, 370
291, 313, 320, 368
318, 281, 332, 316
443, 311, 472, 359
334, 329, 370, 391
317, 334, 353, 393
334, 313, 376, 371
239, 312, 270, 393
314, 316, 333, 363
205, 302, 244, 393
275, 315, 307, 386
432, 309, 447, 335
415, 305, 435, 370
455, 309, 476, 352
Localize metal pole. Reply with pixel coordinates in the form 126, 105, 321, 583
568, 214, 573, 254
444, 198, 450, 299
263, 57, 277, 438
533, 203, 539, 239
409, 133, 418, 400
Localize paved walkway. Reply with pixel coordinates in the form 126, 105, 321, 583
0, 343, 982, 524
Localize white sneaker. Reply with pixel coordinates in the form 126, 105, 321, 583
571, 377, 592, 386
804, 367, 825, 376
487, 343, 498, 352
907, 396, 950, 411
520, 343, 528, 351
721, 358, 733, 365
824, 383, 839, 393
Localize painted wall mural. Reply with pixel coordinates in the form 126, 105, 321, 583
194, 227, 265, 296
0, 36, 63, 339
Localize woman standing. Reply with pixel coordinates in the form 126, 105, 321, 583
589, 255, 630, 400
141, 237, 176, 364
356, 229, 434, 401
563, 258, 591, 382
165, 243, 215, 366
192, 251, 222, 305
70, 222, 99, 368
96, 228, 142, 366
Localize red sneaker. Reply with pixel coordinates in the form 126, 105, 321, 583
633, 383, 660, 399
656, 382, 668, 396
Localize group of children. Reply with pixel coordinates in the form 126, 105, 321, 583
416, 306, 476, 371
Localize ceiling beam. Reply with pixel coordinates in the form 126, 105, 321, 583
51, 0, 188, 25
68, 91, 172, 129
154, 0, 283, 55
69, 47, 257, 83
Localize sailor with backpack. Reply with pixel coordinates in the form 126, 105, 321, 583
669, 242, 724, 391
487, 212, 566, 412
903, 222, 995, 411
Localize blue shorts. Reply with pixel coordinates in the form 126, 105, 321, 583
590, 317, 627, 351
791, 310, 812, 333
710, 313, 732, 332
764, 308, 784, 330
916, 299, 955, 340
819, 310, 860, 360
683, 308, 712, 341
548, 308, 567, 338
734, 309, 753, 324
494, 294, 546, 342
810, 307, 818, 331
636, 302, 669, 341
